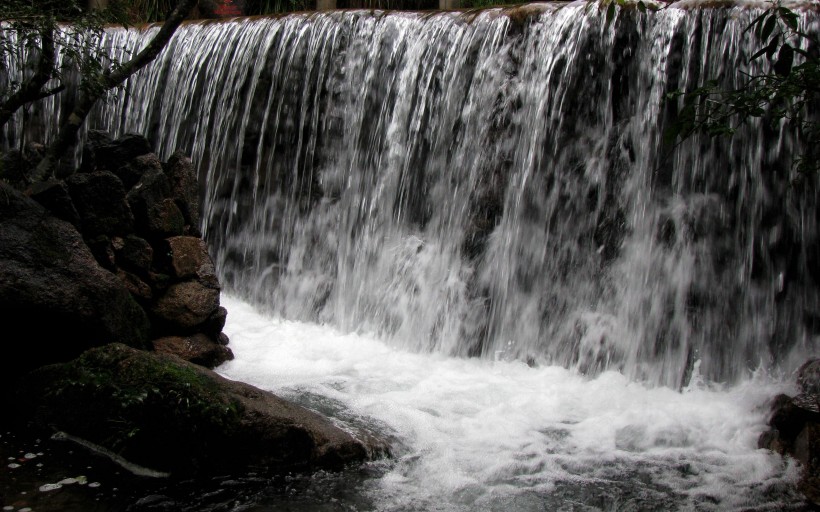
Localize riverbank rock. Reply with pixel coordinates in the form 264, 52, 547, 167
0, 183, 150, 382
15, 344, 385, 476
759, 359, 820, 505
1, 134, 233, 369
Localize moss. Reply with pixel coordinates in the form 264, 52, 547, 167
32, 344, 243, 470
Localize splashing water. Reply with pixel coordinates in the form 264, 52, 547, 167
217, 295, 804, 511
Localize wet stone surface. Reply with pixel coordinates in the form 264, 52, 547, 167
0, 426, 382, 512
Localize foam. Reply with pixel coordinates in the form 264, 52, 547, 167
217, 295, 802, 510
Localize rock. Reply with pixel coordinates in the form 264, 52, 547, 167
88, 133, 153, 178
148, 198, 186, 238
759, 379, 820, 507
152, 281, 220, 331
27, 179, 81, 228
113, 235, 154, 275
165, 151, 201, 236
66, 171, 134, 237
152, 333, 233, 369
117, 269, 153, 303
204, 307, 228, 337
16, 344, 386, 476
798, 359, 820, 396
114, 153, 164, 190
162, 236, 219, 287
86, 235, 117, 271
127, 168, 179, 239
0, 183, 150, 382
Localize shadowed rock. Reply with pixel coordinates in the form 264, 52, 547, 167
152, 333, 233, 368
16, 344, 387, 476
0, 183, 150, 382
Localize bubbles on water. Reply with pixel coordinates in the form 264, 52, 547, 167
218, 295, 803, 511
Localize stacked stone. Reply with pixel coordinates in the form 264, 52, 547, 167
25, 131, 232, 369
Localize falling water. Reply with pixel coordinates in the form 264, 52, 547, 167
4, 2, 820, 386
4, 2, 820, 508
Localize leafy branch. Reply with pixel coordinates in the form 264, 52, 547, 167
666, 1, 820, 177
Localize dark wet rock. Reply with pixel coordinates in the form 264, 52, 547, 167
217, 332, 230, 346
798, 359, 820, 396
162, 236, 219, 287
27, 178, 81, 228
165, 151, 201, 236
114, 235, 154, 275
0, 183, 150, 382
127, 168, 172, 235
115, 153, 165, 190
0, 148, 38, 188
152, 281, 220, 332
760, 371, 820, 506
16, 344, 386, 476
152, 333, 234, 369
147, 198, 186, 238
86, 234, 117, 271
87, 133, 153, 176
118, 269, 154, 303
203, 307, 229, 337
66, 171, 134, 237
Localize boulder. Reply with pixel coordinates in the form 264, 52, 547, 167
86, 133, 153, 180
799, 359, 820, 396
0, 183, 150, 381
66, 171, 134, 237
165, 151, 201, 235
152, 333, 233, 369
759, 376, 820, 507
16, 344, 386, 476
127, 168, 185, 239
162, 236, 219, 287
27, 178, 81, 228
152, 281, 220, 331
148, 198, 186, 238
113, 235, 154, 275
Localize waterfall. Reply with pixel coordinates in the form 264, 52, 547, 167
4, 2, 819, 389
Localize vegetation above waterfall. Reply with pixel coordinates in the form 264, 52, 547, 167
668, 0, 819, 177
0, 0, 197, 179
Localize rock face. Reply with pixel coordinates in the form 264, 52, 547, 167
17, 344, 385, 476
759, 359, 820, 505
0, 183, 150, 381
16, 133, 232, 367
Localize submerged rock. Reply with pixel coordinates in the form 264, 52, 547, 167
759, 360, 820, 506
16, 344, 386, 476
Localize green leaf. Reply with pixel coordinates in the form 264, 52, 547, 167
761, 14, 777, 42
775, 44, 795, 77
766, 37, 779, 59
637, 1, 646, 13
783, 13, 799, 31
743, 10, 769, 35
751, 45, 770, 61
606, 1, 616, 27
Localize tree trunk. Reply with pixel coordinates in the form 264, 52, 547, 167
34, 0, 199, 180
0, 27, 56, 131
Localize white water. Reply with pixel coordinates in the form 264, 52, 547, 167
218, 295, 802, 511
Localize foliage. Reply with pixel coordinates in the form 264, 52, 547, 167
245, 0, 312, 14
667, 1, 820, 177
0, 1, 134, 131
0, 0, 197, 179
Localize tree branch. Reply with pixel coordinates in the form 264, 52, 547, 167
34, 0, 198, 179
0, 25, 55, 129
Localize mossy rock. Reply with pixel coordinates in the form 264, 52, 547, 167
16, 344, 387, 476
